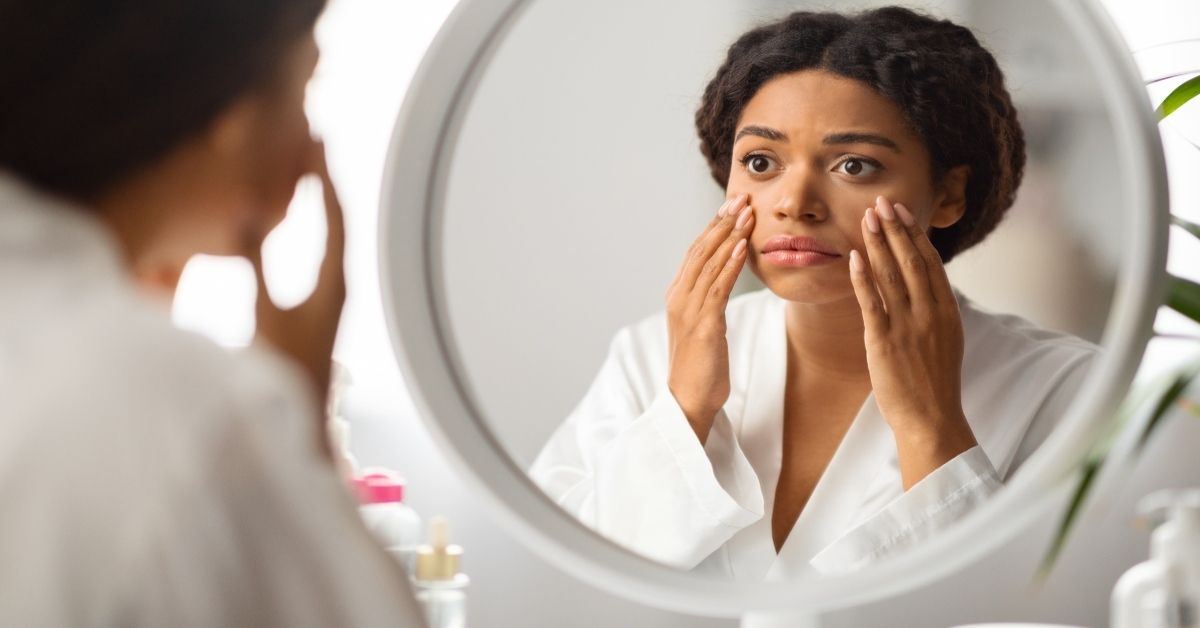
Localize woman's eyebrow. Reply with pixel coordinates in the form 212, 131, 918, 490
823, 132, 901, 153
734, 125, 787, 142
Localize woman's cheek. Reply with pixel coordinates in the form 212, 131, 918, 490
724, 180, 748, 202
845, 220, 868, 253
724, 164, 759, 195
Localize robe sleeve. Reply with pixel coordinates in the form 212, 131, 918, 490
530, 327, 763, 569
808, 348, 1098, 576
808, 445, 1001, 575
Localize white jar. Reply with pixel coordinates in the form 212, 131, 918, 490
355, 467, 422, 572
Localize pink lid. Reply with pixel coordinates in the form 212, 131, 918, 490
356, 467, 406, 504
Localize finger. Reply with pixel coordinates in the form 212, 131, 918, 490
700, 237, 749, 315
687, 235, 739, 314
234, 210, 276, 320
875, 196, 932, 310
670, 197, 735, 290
688, 206, 754, 309
849, 249, 888, 334
861, 204, 908, 314
247, 234, 276, 322
312, 144, 347, 300
676, 194, 747, 294
895, 202, 954, 304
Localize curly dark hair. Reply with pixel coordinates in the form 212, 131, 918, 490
0, 0, 327, 201
695, 7, 1025, 263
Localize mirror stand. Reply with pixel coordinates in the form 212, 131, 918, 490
742, 611, 824, 628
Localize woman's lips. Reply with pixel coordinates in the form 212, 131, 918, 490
760, 235, 841, 268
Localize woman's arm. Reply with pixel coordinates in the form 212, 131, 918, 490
531, 196, 768, 569
530, 325, 763, 569
850, 195, 980, 490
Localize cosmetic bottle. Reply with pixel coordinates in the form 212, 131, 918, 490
356, 467, 422, 572
412, 517, 469, 628
1112, 489, 1200, 628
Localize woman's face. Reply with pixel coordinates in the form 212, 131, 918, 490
179, 33, 321, 260
728, 69, 963, 305
233, 33, 321, 250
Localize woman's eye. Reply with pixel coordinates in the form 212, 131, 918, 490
744, 154, 777, 175
835, 157, 880, 177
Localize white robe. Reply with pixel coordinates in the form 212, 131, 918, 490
530, 287, 1099, 580
0, 173, 423, 627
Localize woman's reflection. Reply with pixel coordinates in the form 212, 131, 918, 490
530, 7, 1099, 580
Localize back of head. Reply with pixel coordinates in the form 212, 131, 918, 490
0, 0, 326, 202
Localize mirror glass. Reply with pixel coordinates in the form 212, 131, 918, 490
437, 0, 1122, 581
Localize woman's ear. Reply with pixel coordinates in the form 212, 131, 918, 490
930, 165, 970, 228
191, 96, 264, 200
209, 99, 255, 154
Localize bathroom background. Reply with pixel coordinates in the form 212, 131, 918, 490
171, 0, 1200, 625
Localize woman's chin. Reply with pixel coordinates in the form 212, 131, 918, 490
759, 274, 854, 304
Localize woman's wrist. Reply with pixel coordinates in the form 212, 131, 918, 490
668, 386, 717, 445
890, 410, 978, 490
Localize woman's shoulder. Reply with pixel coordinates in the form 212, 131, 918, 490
956, 293, 1109, 475
96, 295, 249, 388
48, 289, 315, 438
957, 292, 1101, 377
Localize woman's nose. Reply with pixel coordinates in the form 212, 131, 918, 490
771, 169, 829, 223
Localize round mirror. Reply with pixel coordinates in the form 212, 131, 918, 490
380, 0, 1167, 617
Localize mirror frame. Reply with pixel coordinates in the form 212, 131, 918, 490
378, 0, 1168, 617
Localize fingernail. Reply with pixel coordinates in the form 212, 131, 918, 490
728, 194, 747, 215
733, 239, 747, 258
735, 206, 753, 230
875, 196, 896, 221
894, 202, 915, 227
718, 199, 731, 217
864, 207, 881, 234
849, 249, 863, 273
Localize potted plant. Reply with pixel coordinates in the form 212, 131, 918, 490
1041, 73, 1200, 574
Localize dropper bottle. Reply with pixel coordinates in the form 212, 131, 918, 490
412, 516, 469, 628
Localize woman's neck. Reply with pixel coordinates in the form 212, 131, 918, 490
93, 171, 191, 299
783, 295, 871, 383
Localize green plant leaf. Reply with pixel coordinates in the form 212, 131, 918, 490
1037, 457, 1102, 579
1037, 360, 1200, 579
1157, 75, 1200, 120
1174, 215, 1200, 241
1138, 362, 1200, 451
1168, 275, 1200, 325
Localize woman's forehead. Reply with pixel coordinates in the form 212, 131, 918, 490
734, 70, 920, 149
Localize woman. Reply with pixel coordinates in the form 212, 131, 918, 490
531, 7, 1099, 579
0, 0, 422, 625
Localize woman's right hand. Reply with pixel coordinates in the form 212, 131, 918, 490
665, 194, 754, 445
245, 141, 346, 457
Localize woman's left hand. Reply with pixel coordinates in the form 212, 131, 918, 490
848, 195, 978, 489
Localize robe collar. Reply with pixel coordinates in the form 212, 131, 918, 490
728, 290, 980, 579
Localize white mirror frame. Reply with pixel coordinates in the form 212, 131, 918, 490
378, 0, 1169, 617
